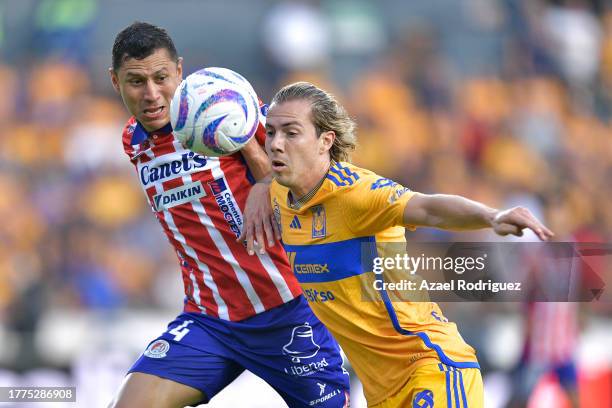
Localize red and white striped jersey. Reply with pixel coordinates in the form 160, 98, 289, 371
522, 239, 582, 365
122, 117, 302, 321
526, 302, 578, 365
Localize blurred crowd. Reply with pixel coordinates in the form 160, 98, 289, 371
0, 0, 610, 379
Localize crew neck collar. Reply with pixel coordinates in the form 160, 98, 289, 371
131, 121, 173, 145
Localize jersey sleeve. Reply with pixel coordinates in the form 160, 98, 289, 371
342, 174, 416, 235
121, 117, 139, 160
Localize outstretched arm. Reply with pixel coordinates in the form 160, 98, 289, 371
238, 139, 281, 255
403, 193, 554, 241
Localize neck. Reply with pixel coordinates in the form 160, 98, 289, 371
290, 159, 332, 200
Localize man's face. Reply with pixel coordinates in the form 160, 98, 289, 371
110, 48, 182, 132
265, 99, 331, 190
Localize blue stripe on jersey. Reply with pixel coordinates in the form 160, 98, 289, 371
446, 369, 452, 408
459, 370, 469, 408
376, 273, 481, 370
326, 173, 344, 187
283, 236, 376, 283
329, 166, 353, 185
335, 162, 360, 183
453, 369, 460, 408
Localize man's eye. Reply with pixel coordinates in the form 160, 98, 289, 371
129, 79, 143, 85
157, 76, 168, 82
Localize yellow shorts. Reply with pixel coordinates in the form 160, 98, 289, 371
370, 363, 484, 408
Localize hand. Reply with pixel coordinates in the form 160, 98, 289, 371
237, 182, 281, 255
492, 206, 554, 241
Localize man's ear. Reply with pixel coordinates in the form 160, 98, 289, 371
109, 67, 120, 93
320, 130, 335, 154
176, 56, 184, 79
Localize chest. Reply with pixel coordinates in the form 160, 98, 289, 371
276, 202, 350, 245
132, 137, 249, 214
134, 137, 218, 189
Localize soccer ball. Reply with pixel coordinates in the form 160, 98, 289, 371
170, 67, 260, 156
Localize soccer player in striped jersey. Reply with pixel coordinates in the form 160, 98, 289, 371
508, 302, 580, 408
108, 23, 349, 408
265, 82, 554, 407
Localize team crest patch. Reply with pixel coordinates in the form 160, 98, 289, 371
311, 205, 326, 238
413, 389, 434, 408
144, 339, 170, 359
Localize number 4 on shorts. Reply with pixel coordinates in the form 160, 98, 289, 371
168, 320, 194, 341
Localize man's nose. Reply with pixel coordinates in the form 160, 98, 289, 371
143, 80, 161, 102
269, 136, 284, 153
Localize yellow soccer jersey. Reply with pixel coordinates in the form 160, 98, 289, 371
270, 162, 479, 406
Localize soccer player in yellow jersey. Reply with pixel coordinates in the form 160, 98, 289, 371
264, 82, 554, 408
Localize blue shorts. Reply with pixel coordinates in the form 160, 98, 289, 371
514, 359, 578, 399
129, 296, 350, 407
554, 361, 578, 391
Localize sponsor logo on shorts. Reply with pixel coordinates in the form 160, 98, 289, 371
317, 382, 327, 396
285, 358, 329, 377
144, 339, 170, 359
282, 323, 330, 377
153, 181, 206, 211
309, 388, 342, 406
283, 322, 320, 363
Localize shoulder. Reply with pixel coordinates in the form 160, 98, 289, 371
270, 179, 289, 200
336, 163, 413, 208
328, 162, 393, 195
121, 117, 138, 144
121, 117, 139, 156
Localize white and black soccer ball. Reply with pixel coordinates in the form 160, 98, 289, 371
170, 67, 260, 156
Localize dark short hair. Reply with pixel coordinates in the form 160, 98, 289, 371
112, 21, 178, 71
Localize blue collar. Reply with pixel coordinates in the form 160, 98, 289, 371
131, 121, 173, 145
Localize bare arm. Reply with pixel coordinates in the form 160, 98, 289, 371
237, 139, 280, 255
403, 193, 554, 241
240, 138, 272, 182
